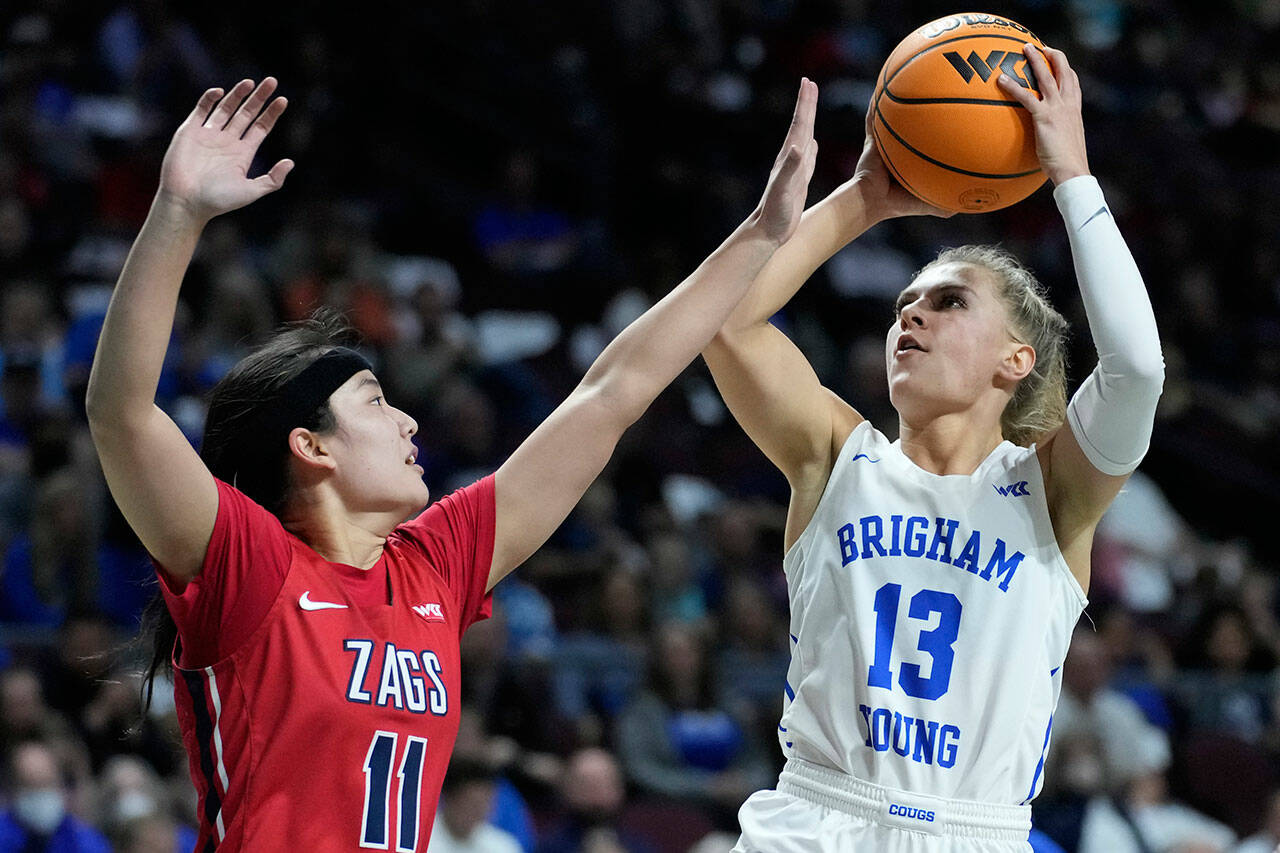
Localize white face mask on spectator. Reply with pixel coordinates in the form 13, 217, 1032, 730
113, 789, 157, 822
13, 787, 66, 835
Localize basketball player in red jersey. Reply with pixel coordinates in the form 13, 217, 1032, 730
84, 77, 818, 851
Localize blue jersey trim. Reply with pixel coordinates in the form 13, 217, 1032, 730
179, 669, 224, 847
1023, 714, 1054, 804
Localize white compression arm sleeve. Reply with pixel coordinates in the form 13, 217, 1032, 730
1056, 175, 1164, 476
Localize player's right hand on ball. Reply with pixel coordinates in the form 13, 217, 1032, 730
852, 105, 953, 221
751, 78, 819, 246
158, 78, 294, 223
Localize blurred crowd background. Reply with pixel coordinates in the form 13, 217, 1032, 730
1, 0, 1278, 851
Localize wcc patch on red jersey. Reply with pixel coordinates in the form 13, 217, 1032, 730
412, 602, 446, 623
159, 475, 495, 851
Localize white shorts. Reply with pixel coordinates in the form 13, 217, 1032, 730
733, 758, 1032, 853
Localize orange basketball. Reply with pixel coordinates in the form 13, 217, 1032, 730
871, 13, 1048, 213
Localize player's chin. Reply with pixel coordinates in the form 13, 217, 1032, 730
408, 473, 430, 504
403, 463, 427, 486
395, 481, 431, 518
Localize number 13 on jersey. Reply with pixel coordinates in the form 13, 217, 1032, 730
867, 583, 963, 700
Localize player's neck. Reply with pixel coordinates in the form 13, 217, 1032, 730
279, 490, 391, 569
897, 412, 1006, 476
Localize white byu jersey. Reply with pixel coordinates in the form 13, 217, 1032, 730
779, 421, 1087, 805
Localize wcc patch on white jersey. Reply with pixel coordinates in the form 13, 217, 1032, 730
779, 422, 1086, 805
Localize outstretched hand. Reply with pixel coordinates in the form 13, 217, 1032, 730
158, 78, 294, 223
997, 45, 1089, 185
752, 78, 820, 245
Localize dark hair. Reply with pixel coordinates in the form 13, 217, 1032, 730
139, 309, 359, 712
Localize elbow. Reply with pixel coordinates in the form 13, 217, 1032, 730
84, 367, 120, 426
84, 386, 111, 433
85, 388, 148, 441
84, 385, 124, 434
84, 384, 108, 426
85, 365, 153, 432
1132, 348, 1166, 398
1100, 344, 1165, 400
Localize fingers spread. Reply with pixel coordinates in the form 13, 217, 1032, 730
242, 96, 289, 148
185, 88, 224, 126
227, 77, 279, 137
1022, 44, 1057, 99
1044, 46, 1074, 79
206, 79, 255, 129
1044, 47, 1081, 101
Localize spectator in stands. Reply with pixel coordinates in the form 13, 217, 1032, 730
1, 2, 1279, 846
645, 531, 707, 628
473, 151, 580, 281
553, 568, 648, 737
616, 622, 771, 824
716, 576, 788, 730
1177, 604, 1274, 743
536, 748, 652, 853
1076, 760, 1237, 853
451, 706, 541, 851
0, 739, 110, 852
95, 754, 196, 851
427, 758, 523, 853
383, 257, 475, 417
1052, 628, 1171, 784
0, 667, 88, 783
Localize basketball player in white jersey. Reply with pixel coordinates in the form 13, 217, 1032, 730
705, 45, 1163, 852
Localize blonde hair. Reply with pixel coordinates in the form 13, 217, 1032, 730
916, 245, 1069, 447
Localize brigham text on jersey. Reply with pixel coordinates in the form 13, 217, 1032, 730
836, 514, 1025, 592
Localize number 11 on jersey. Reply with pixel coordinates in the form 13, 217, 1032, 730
361, 731, 427, 851
867, 583, 963, 700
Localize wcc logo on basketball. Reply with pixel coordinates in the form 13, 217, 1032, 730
943, 49, 1040, 92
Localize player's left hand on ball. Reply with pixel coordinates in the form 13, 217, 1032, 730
752, 78, 819, 245
997, 45, 1090, 186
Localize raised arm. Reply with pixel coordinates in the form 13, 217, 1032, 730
703, 110, 949, 544
86, 79, 293, 582
999, 46, 1164, 589
487, 80, 820, 588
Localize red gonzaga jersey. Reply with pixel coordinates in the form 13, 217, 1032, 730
157, 475, 495, 852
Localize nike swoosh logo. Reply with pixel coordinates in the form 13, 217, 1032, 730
299, 591, 348, 611
1079, 205, 1110, 230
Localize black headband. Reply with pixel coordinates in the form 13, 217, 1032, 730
244, 346, 374, 443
